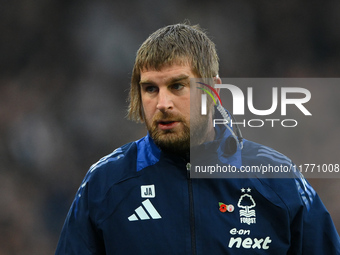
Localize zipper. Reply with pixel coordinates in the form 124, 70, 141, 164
186, 163, 197, 255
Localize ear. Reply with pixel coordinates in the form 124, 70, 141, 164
213, 75, 221, 95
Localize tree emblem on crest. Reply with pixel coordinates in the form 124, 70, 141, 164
237, 194, 256, 218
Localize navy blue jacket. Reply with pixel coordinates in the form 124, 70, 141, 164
56, 123, 340, 254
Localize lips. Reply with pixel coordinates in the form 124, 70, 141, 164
157, 120, 179, 130
159, 120, 175, 125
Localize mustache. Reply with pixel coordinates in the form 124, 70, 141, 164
151, 111, 186, 124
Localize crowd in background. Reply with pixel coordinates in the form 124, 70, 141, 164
1, 1, 340, 254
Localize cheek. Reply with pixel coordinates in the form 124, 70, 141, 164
189, 95, 202, 116
141, 98, 156, 119
179, 96, 191, 118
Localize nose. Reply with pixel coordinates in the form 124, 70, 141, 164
156, 89, 174, 112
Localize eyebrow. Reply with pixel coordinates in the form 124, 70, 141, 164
139, 74, 190, 86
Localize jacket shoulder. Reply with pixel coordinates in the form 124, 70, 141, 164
78, 141, 138, 199
241, 139, 293, 167
241, 139, 318, 214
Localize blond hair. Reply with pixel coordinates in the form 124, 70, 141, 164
127, 23, 219, 122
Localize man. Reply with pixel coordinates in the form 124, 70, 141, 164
56, 23, 340, 254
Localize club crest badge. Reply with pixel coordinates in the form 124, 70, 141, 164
237, 188, 256, 225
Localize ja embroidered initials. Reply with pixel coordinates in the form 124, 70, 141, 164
141, 185, 155, 198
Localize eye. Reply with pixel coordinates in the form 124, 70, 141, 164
143, 85, 158, 93
171, 83, 184, 90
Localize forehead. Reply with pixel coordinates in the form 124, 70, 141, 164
140, 63, 197, 84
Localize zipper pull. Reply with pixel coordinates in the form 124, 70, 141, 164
186, 163, 191, 179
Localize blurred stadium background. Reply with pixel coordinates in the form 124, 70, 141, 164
1, 1, 339, 254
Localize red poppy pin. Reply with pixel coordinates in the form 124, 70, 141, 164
219, 202, 234, 213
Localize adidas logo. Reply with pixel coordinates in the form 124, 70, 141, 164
128, 199, 162, 221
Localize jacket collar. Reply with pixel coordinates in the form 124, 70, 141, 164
135, 109, 242, 172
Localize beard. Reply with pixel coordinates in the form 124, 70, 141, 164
145, 110, 212, 156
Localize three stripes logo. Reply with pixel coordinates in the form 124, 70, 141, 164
256, 146, 292, 165
128, 199, 162, 221
294, 175, 316, 212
